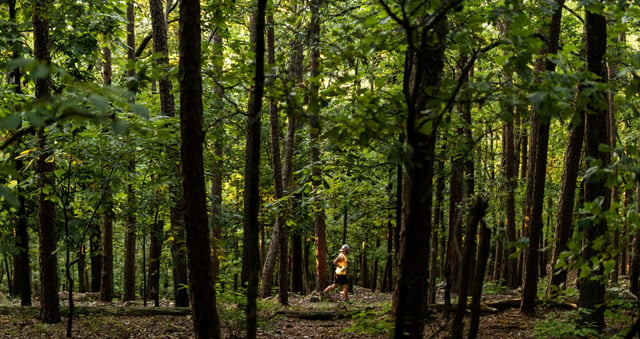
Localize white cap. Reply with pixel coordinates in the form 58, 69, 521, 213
340, 244, 350, 252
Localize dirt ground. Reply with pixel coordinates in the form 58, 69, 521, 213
0, 286, 634, 338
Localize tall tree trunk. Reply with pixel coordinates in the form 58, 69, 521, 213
148, 217, 162, 307
548, 116, 584, 294
579, 6, 609, 330
391, 4, 450, 336
123, 160, 137, 301
77, 245, 87, 293
210, 30, 224, 285
9, 0, 32, 307
33, 0, 60, 323
179, 0, 221, 337
308, 0, 329, 292
260, 9, 287, 301
520, 0, 564, 314
122, 0, 137, 303
100, 188, 114, 302
282, 15, 304, 296
241, 1, 266, 338
630, 181, 640, 296
89, 223, 102, 292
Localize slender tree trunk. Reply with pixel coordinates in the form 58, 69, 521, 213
8, 0, 32, 306
260, 9, 287, 300
148, 218, 162, 306
283, 16, 304, 296
308, 0, 329, 292
241, 1, 266, 337
548, 117, 583, 294
579, 7, 609, 330
77, 245, 87, 293
178, 0, 221, 336
100, 188, 114, 302
122, 0, 137, 303
630, 182, 640, 296
123, 164, 137, 301
521, 0, 564, 314
210, 30, 224, 285
34, 0, 60, 323
90, 223, 102, 292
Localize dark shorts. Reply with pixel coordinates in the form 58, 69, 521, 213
334, 274, 349, 285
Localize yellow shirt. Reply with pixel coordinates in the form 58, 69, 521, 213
334, 252, 348, 275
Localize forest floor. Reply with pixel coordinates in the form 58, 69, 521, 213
0, 284, 635, 338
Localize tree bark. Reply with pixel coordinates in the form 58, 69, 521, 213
521, 0, 564, 314
241, 0, 267, 336
100, 189, 114, 302
308, 0, 329, 292
260, 9, 287, 301
89, 223, 102, 293
122, 0, 137, 303
579, 6, 609, 330
33, 0, 60, 323
391, 3, 450, 336
148, 218, 162, 307
630, 182, 640, 296
548, 117, 583, 294
9, 0, 32, 307
178, 0, 221, 337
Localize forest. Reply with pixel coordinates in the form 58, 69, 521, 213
1, 0, 640, 338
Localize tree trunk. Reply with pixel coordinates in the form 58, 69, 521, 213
451, 199, 488, 338
283, 18, 304, 296
308, 0, 329, 292
89, 223, 102, 293
122, 0, 137, 303
148, 218, 162, 307
521, 0, 564, 314
469, 220, 491, 339
178, 0, 221, 337
630, 182, 640, 296
123, 167, 137, 301
77, 246, 87, 293
33, 0, 60, 323
8, 0, 32, 306
241, 1, 266, 337
260, 9, 286, 300
210, 29, 224, 285
100, 189, 114, 302
392, 6, 449, 337
579, 7, 609, 331
548, 116, 584, 294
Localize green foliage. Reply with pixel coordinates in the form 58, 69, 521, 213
343, 301, 393, 336
533, 310, 601, 338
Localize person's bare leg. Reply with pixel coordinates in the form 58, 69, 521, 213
342, 284, 349, 302
323, 283, 336, 295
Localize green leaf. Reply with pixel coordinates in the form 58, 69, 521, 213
32, 63, 50, 79
0, 186, 20, 208
129, 103, 149, 119
0, 114, 22, 130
